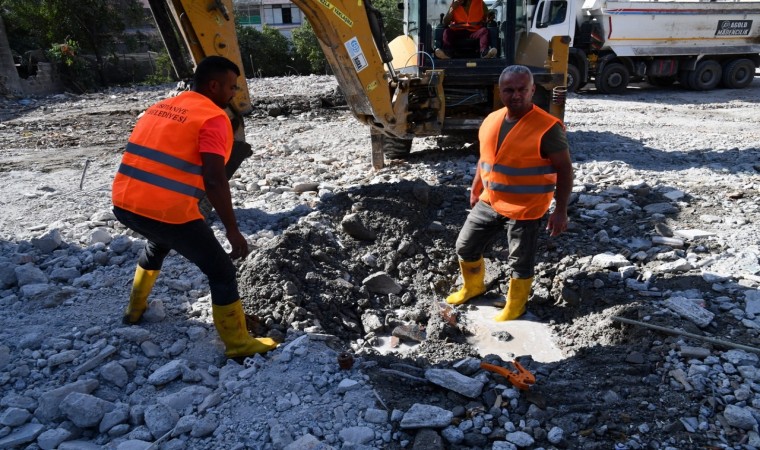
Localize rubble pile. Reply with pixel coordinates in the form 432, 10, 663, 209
0, 77, 759, 449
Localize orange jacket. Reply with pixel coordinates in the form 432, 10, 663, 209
112, 91, 232, 224
451, 0, 485, 32
478, 105, 563, 220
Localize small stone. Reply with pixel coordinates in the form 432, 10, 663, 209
723, 405, 757, 430
101, 361, 129, 388
147, 360, 185, 386
341, 213, 376, 241
142, 300, 167, 323
190, 417, 217, 438
89, 228, 113, 245
144, 403, 179, 439
0, 407, 31, 427
362, 272, 402, 295
37, 428, 72, 450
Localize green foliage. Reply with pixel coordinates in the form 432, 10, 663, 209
291, 21, 326, 74
237, 24, 298, 77
290, 0, 404, 75
371, 0, 405, 41
1, 0, 146, 85
45, 38, 95, 92
144, 50, 175, 85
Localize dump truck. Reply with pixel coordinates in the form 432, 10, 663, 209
147, 0, 570, 170
528, 0, 760, 93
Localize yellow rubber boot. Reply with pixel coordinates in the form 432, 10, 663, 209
446, 258, 486, 305
495, 277, 533, 321
123, 266, 160, 324
212, 301, 278, 359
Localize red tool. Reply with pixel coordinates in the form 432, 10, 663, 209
480, 360, 536, 390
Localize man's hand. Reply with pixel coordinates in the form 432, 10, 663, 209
546, 209, 568, 237
226, 229, 250, 259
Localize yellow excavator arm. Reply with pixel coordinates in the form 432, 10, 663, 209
147, 0, 253, 116
147, 0, 569, 170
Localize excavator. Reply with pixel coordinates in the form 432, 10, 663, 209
146, 0, 569, 171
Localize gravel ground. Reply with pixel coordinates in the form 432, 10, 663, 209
0, 75, 759, 450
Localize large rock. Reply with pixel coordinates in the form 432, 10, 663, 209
14, 263, 47, 286
664, 296, 714, 328
35, 379, 99, 423
362, 272, 402, 295
147, 360, 185, 386
400, 404, 453, 429
425, 369, 484, 398
0, 423, 44, 448
59, 392, 116, 428
31, 228, 62, 253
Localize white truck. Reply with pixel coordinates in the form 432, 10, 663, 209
526, 0, 760, 93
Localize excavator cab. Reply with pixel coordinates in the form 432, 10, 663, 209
393, 0, 569, 135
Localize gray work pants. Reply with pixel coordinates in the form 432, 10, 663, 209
454, 200, 542, 279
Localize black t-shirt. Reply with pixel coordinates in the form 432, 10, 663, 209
496, 119, 568, 158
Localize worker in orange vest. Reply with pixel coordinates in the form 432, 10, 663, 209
112, 56, 277, 360
435, 0, 497, 59
446, 65, 574, 321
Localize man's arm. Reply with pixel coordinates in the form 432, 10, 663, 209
201, 153, 249, 259
442, 0, 460, 26
546, 149, 573, 236
469, 163, 484, 208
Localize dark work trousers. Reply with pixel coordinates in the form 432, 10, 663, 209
113, 206, 238, 305
455, 200, 542, 279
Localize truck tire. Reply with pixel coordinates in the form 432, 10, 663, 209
687, 60, 721, 91
567, 64, 585, 92
647, 75, 676, 87
595, 63, 629, 94
721, 58, 756, 89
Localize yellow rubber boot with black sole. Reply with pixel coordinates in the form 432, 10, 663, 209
446, 258, 486, 305
123, 266, 160, 324
495, 277, 533, 321
212, 300, 278, 359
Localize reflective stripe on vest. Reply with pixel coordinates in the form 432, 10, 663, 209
451, 0, 484, 31
124, 142, 203, 175
477, 105, 563, 220
117, 163, 205, 200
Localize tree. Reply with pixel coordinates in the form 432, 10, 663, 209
291, 0, 404, 74
291, 21, 325, 74
0, 0, 145, 88
237, 24, 296, 77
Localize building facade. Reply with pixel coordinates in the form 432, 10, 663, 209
234, 0, 303, 39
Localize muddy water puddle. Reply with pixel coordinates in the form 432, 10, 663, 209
372, 298, 563, 363
462, 297, 564, 362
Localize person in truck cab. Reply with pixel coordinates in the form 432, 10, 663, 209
435, 0, 497, 59
112, 56, 277, 361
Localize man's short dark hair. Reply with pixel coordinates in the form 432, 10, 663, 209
499, 65, 534, 84
193, 56, 241, 89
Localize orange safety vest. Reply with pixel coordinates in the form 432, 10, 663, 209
450, 0, 485, 32
478, 105, 563, 220
112, 91, 233, 224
